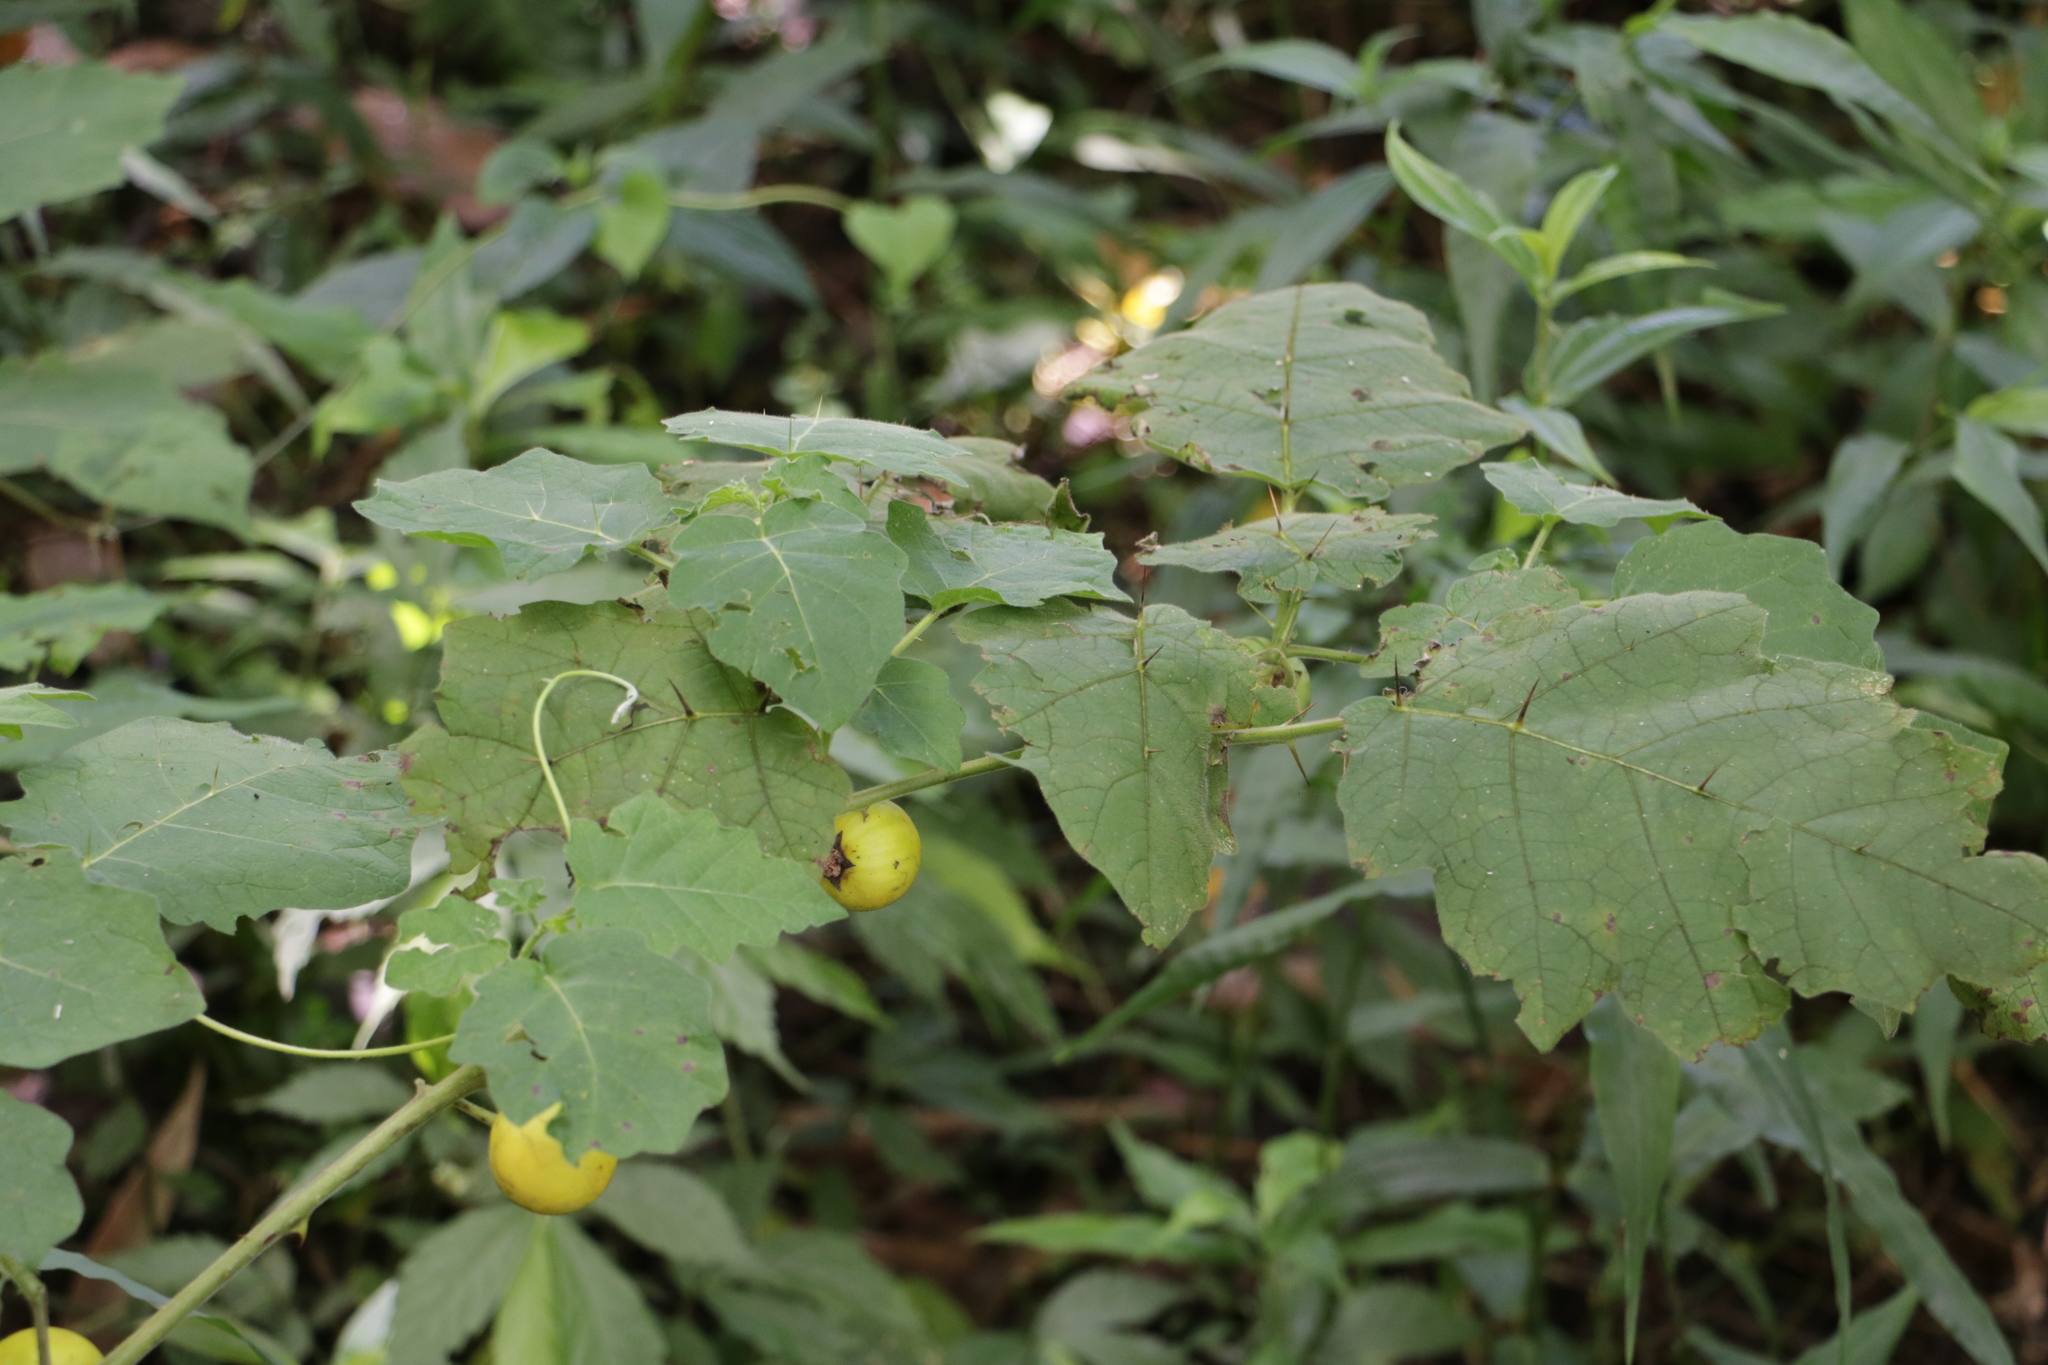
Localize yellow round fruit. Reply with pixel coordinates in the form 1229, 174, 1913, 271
0, 1328, 103, 1365
487, 1103, 617, 1215
817, 800, 921, 911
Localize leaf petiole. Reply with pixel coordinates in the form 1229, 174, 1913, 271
0, 1254, 53, 1365
892, 605, 948, 656
1521, 515, 1559, 570
1285, 644, 1374, 666
194, 1013, 455, 1060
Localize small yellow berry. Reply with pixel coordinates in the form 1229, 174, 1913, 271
0, 1328, 104, 1365
487, 1103, 617, 1215
817, 800, 922, 912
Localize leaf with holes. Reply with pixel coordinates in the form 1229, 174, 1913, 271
957, 602, 1293, 946
1139, 509, 1434, 601
887, 500, 1124, 609
567, 792, 843, 962
387, 899, 509, 996
666, 498, 907, 732
7, 717, 422, 930
1075, 283, 1525, 499
357, 448, 674, 578
450, 929, 726, 1160
400, 600, 846, 873
1337, 590, 2048, 1057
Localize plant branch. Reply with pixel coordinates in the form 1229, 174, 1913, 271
194, 1013, 454, 1060
531, 670, 641, 832
892, 606, 947, 656
1225, 717, 1345, 747
1286, 644, 1375, 666
670, 185, 850, 213
845, 750, 1021, 810
101, 1066, 488, 1365
0, 1254, 52, 1365
1522, 515, 1559, 570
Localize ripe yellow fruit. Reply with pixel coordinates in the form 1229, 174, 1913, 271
487, 1103, 617, 1215
0, 1328, 103, 1365
817, 800, 921, 911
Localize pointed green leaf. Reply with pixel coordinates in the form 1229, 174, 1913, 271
451, 928, 726, 1161
1535, 300, 1780, 407
0, 63, 182, 220
0, 684, 90, 741
470, 311, 593, 417
1177, 38, 1364, 96
843, 196, 956, 298
594, 1162, 768, 1276
1484, 462, 1708, 527
1497, 398, 1615, 484
387, 899, 508, 996
851, 656, 965, 772
1555, 251, 1712, 302
1660, 14, 1937, 135
886, 500, 1125, 609
1965, 386, 2048, 438
593, 170, 673, 281
0, 585, 169, 675
664, 409, 963, 483
357, 448, 673, 578
1613, 520, 1882, 670
1536, 167, 1619, 275
0, 852, 202, 1067
667, 497, 907, 731
1384, 123, 1511, 242
1337, 591, 2048, 1057
9, 717, 422, 930
0, 1092, 81, 1267
1138, 508, 1434, 601
743, 939, 889, 1028
567, 792, 842, 962
1075, 283, 1526, 500
389, 1206, 535, 1365
957, 602, 1292, 946
553, 1218, 666, 1365
1586, 997, 1681, 1364
1953, 419, 2048, 576
401, 601, 846, 872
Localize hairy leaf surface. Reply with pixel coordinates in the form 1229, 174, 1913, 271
451, 928, 726, 1160
887, 500, 1124, 608
1076, 283, 1524, 499
9, 717, 421, 929
1139, 509, 1434, 600
0, 683, 90, 740
1484, 463, 1706, 527
400, 601, 844, 871
0, 853, 202, 1066
850, 656, 964, 772
357, 449, 674, 578
1337, 591, 2048, 1056
665, 409, 961, 482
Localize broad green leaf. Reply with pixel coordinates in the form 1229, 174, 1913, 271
1585, 997, 1681, 1363
388, 1206, 534, 1365
594, 1161, 768, 1276
1497, 398, 1614, 485
1912, 981, 1965, 1147
1822, 433, 1909, 574
689, 948, 803, 1087
956, 602, 1293, 946
665, 409, 963, 483
1535, 300, 1780, 408
387, 899, 508, 996
400, 600, 846, 872
1063, 883, 1376, 1056
850, 656, 965, 772
1660, 14, 1937, 136
1966, 386, 2048, 438
312, 337, 443, 453
977, 1213, 1213, 1262
1555, 251, 1712, 302
567, 792, 842, 962
1321, 1284, 1479, 1364
1613, 520, 1882, 670
0, 63, 181, 221
553, 1219, 666, 1365
593, 170, 673, 281
469, 311, 594, 417
492, 1220, 559, 1365
1337, 1132, 1550, 1209
743, 939, 890, 1028
667, 497, 907, 732
1952, 419, 2048, 575
357, 448, 674, 578
0, 1092, 81, 1267
9, 717, 422, 930
1842, 0, 1984, 155
0, 359, 253, 531
0, 585, 168, 674
1484, 462, 1708, 527
1111, 1121, 1256, 1230
242, 1065, 414, 1125
1535, 167, 1618, 278
0, 683, 89, 740
1178, 38, 1363, 97
0, 672, 299, 772
927, 439, 1058, 521
1384, 123, 1510, 242
886, 500, 1125, 609
843, 196, 956, 298
1137, 508, 1434, 601
451, 928, 726, 1160
1254, 1132, 1341, 1227
1337, 592, 2048, 1057
1370, 567, 1579, 670
1343, 1203, 1531, 1266
0, 852, 202, 1067
1075, 283, 1526, 500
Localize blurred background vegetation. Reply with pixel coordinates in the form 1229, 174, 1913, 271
5, 0, 2048, 1362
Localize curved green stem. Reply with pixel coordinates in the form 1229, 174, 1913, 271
845, 750, 1021, 810
100, 1066, 488, 1365
194, 1013, 454, 1060
531, 670, 641, 831
0, 1254, 52, 1365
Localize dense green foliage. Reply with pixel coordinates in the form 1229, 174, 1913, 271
5, 1, 2048, 1364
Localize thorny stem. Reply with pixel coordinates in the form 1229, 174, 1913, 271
100, 1067, 489, 1365
0, 1255, 52, 1365
531, 670, 641, 832
1522, 516, 1559, 571
195, 1013, 454, 1060
892, 606, 947, 656
1225, 717, 1346, 747
1269, 589, 1307, 651
1286, 644, 1374, 666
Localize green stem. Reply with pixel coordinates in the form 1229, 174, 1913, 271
195, 1013, 454, 1060
0, 1255, 52, 1365
1226, 717, 1345, 747
1521, 516, 1559, 571
1529, 296, 1556, 407
892, 606, 945, 656
844, 750, 1020, 810
625, 542, 675, 571
668, 185, 850, 213
100, 1067, 488, 1365
1269, 590, 1306, 652
1286, 644, 1374, 666
530, 670, 641, 832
